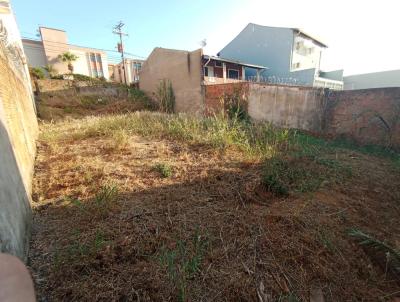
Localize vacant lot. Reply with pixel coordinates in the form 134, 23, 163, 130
29, 112, 400, 301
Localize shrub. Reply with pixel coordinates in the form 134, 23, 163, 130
153, 162, 173, 178
156, 79, 175, 113
72, 73, 95, 81
29, 67, 45, 79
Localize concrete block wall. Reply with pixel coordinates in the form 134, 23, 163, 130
0, 10, 38, 259
204, 83, 400, 149
247, 83, 326, 132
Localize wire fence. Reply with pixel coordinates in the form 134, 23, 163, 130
247, 75, 308, 87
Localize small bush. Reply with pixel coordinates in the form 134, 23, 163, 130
153, 162, 173, 178
72, 73, 95, 81
128, 88, 153, 109
29, 67, 45, 79
262, 156, 337, 196
262, 157, 290, 196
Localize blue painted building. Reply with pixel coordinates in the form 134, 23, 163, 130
218, 23, 344, 89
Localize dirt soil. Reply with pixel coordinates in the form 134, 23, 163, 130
29, 130, 400, 301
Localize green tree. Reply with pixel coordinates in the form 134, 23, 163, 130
58, 52, 78, 73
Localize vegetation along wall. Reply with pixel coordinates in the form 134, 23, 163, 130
204, 83, 400, 150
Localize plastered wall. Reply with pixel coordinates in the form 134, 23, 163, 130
0, 6, 38, 259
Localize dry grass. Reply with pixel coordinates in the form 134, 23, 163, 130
29, 113, 400, 301
36, 90, 152, 121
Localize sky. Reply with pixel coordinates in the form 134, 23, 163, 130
12, 0, 400, 75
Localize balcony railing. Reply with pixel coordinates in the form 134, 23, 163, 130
314, 77, 343, 90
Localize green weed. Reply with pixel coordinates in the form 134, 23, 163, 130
95, 183, 119, 208
153, 162, 173, 178
159, 230, 208, 302
348, 229, 400, 272
262, 154, 352, 196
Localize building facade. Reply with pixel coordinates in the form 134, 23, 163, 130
139, 47, 265, 114
22, 27, 109, 79
344, 70, 400, 90
110, 58, 145, 84
218, 23, 344, 90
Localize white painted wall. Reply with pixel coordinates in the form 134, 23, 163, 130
101, 53, 109, 80
69, 49, 90, 76
291, 36, 323, 72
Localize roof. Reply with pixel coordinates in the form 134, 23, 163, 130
39, 26, 66, 33
291, 28, 327, 48
243, 23, 327, 48
21, 38, 43, 45
203, 55, 267, 70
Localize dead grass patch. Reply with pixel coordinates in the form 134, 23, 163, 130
29, 113, 400, 301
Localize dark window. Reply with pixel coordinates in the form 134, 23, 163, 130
215, 61, 223, 67
228, 69, 239, 79
204, 66, 208, 77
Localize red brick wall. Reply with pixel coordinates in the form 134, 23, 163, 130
325, 88, 400, 149
204, 83, 249, 115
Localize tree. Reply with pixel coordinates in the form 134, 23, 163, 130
58, 52, 78, 73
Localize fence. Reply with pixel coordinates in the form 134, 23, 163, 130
204, 82, 400, 150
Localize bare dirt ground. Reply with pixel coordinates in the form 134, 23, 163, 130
29, 127, 400, 301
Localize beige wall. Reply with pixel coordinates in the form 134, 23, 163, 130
36, 27, 110, 79
0, 8, 38, 259
40, 27, 69, 74
139, 48, 204, 114
248, 84, 326, 131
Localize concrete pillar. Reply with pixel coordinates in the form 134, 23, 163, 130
223, 63, 227, 83
242, 66, 246, 81
256, 70, 261, 82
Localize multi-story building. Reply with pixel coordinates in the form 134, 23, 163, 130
110, 58, 145, 84
344, 70, 400, 90
218, 23, 344, 90
22, 27, 109, 79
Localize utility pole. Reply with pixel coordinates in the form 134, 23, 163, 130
113, 21, 128, 85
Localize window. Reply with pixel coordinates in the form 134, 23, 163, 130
228, 69, 239, 79
292, 62, 301, 69
133, 62, 142, 71
204, 66, 208, 77
215, 61, 223, 67
89, 52, 104, 78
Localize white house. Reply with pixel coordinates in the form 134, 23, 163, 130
22, 27, 109, 79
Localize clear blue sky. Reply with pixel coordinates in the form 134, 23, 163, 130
12, 0, 242, 63
11, 0, 400, 74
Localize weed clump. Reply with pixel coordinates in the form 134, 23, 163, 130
262, 155, 351, 196
94, 183, 119, 211
159, 230, 208, 301
153, 162, 173, 178
157, 79, 175, 113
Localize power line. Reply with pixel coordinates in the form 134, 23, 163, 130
21, 36, 146, 59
